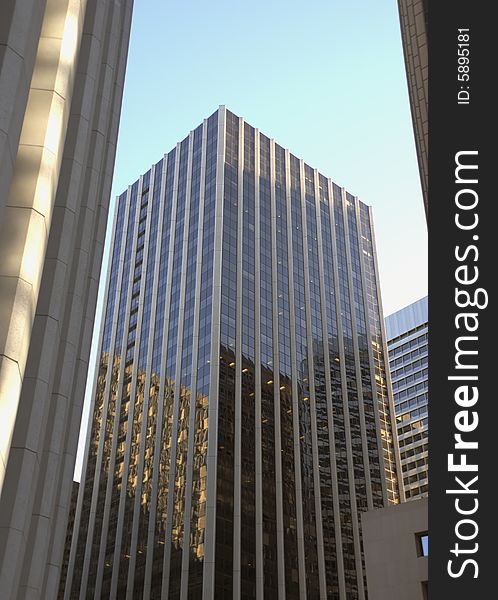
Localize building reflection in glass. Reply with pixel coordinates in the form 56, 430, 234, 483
62, 107, 399, 600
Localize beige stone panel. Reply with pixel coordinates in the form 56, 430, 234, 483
0, 127, 14, 187
99, 62, 115, 103
53, 157, 85, 215
76, 32, 101, 80
30, 36, 67, 96
0, 356, 22, 480
0, 3, 41, 125
0, 0, 133, 596
78, 206, 99, 261
0, 44, 25, 135
20, 513, 50, 597
6, 144, 56, 217
0, 1, 46, 222
44, 565, 60, 599
61, 112, 90, 167
0, 525, 25, 597
0, 444, 37, 531
52, 9, 85, 102
363, 498, 428, 599
57, 341, 78, 402
0, 451, 4, 495
94, 94, 112, 138
40, 402, 70, 520
33, 257, 69, 320
0, 46, 24, 218
41, 0, 74, 42
18, 87, 60, 150
0, 273, 36, 369
86, 130, 105, 175
0, 0, 46, 57
10, 376, 50, 455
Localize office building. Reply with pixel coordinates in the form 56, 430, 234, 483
397, 0, 428, 216
64, 106, 401, 600
386, 296, 428, 501
0, 1, 133, 598
362, 497, 428, 600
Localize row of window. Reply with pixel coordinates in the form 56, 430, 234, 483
407, 483, 428, 499
404, 470, 428, 486
395, 392, 428, 416
400, 443, 428, 462
389, 332, 428, 358
392, 367, 428, 391
390, 355, 428, 380
390, 345, 428, 368
398, 418, 428, 437
394, 380, 428, 403
396, 405, 427, 425
388, 322, 427, 346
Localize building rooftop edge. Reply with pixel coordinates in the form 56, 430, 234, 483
385, 295, 428, 342
115, 105, 367, 207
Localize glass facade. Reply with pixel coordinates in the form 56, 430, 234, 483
63, 107, 399, 600
386, 296, 428, 501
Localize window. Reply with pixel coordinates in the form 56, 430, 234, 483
417, 532, 429, 557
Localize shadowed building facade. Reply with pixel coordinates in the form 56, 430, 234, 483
0, 0, 133, 598
64, 107, 401, 600
397, 0, 428, 216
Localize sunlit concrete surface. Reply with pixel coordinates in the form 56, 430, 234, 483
0, 0, 133, 597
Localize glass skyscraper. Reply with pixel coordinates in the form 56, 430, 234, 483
64, 107, 400, 600
386, 296, 428, 501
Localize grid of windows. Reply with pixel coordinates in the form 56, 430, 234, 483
276, 145, 299, 600
65, 107, 399, 600
116, 174, 151, 596
333, 186, 364, 594
258, 134, 278, 597
316, 173, 341, 597
133, 160, 163, 597
150, 149, 176, 598
240, 122, 256, 599
187, 111, 218, 595
358, 202, 399, 505
386, 298, 428, 501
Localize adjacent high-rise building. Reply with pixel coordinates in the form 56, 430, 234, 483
0, 1, 133, 598
397, 0, 428, 216
64, 106, 401, 600
385, 296, 428, 501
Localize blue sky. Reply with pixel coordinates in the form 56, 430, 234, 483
75, 0, 427, 478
